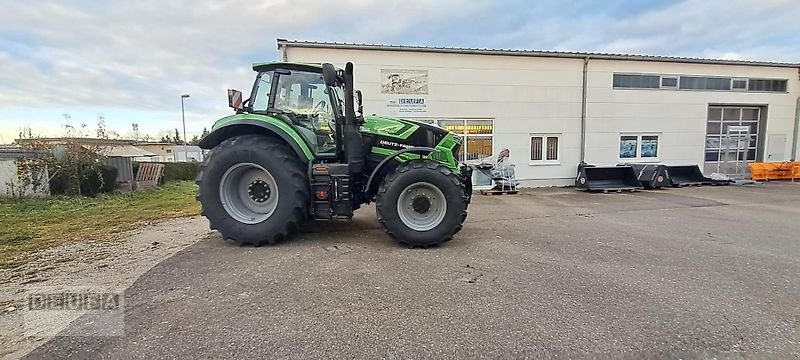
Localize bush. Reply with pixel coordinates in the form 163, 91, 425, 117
50, 165, 117, 197
83, 165, 118, 195
132, 161, 140, 179
49, 171, 69, 195
162, 162, 201, 183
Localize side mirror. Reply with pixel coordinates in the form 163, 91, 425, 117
227, 89, 243, 110
355, 90, 364, 116
322, 63, 337, 87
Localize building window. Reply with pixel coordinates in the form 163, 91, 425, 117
732, 79, 748, 90
436, 119, 493, 162
166, 149, 172, 153
661, 77, 678, 88
679, 76, 731, 90
613, 73, 787, 93
748, 79, 787, 92
530, 134, 560, 164
613, 74, 660, 89
619, 134, 659, 160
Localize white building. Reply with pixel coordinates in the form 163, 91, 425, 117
172, 145, 204, 162
277, 39, 800, 187
0, 146, 49, 197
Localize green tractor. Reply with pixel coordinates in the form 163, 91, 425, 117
197, 62, 472, 247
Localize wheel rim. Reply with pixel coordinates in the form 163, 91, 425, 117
396, 182, 447, 231
219, 162, 279, 224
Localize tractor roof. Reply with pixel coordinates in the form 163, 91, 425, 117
251, 62, 324, 73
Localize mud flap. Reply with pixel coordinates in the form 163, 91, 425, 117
461, 164, 473, 203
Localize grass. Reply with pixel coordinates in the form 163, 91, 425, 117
0, 181, 200, 269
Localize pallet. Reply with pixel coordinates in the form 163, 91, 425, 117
480, 189, 518, 195
590, 187, 641, 193
672, 182, 704, 188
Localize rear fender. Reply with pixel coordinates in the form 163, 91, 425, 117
198, 119, 314, 163
364, 147, 435, 200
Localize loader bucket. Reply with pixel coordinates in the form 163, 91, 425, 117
665, 165, 710, 187
575, 164, 643, 191
622, 163, 671, 189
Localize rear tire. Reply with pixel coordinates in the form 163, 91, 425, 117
376, 160, 468, 247
196, 135, 309, 246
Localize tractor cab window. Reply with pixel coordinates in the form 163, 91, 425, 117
274, 70, 340, 155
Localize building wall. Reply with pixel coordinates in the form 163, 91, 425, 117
135, 144, 175, 162
282, 46, 799, 186
172, 148, 204, 162
0, 158, 50, 197
585, 60, 798, 168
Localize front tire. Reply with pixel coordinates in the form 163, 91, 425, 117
196, 135, 309, 246
376, 160, 468, 247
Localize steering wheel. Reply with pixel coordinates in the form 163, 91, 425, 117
313, 100, 327, 114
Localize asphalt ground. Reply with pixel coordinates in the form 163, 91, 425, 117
25, 183, 800, 358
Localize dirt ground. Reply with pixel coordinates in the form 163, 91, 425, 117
0, 216, 212, 359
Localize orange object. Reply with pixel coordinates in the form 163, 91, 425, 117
747, 162, 800, 181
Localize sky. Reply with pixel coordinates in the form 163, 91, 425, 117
1, 0, 799, 143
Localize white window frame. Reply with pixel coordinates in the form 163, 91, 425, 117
731, 78, 748, 91
618, 133, 661, 162
660, 76, 679, 89
529, 134, 561, 165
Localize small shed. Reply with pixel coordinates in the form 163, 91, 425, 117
93, 145, 157, 190
0, 146, 50, 197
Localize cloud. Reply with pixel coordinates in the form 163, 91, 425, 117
0, 0, 489, 113
0, 0, 797, 140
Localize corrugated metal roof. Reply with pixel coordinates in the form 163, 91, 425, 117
92, 145, 157, 158
0, 146, 46, 159
277, 39, 800, 68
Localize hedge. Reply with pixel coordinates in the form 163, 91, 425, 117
162, 162, 201, 182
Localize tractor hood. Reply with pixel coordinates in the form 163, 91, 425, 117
361, 115, 455, 149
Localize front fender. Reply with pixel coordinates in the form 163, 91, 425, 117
199, 117, 314, 162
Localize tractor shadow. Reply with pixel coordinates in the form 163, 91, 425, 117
298, 216, 380, 234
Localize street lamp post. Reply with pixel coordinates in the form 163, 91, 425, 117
181, 93, 190, 162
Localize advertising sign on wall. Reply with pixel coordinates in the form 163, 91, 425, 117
386, 97, 427, 114
382, 69, 429, 115
381, 69, 428, 95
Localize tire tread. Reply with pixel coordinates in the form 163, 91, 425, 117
196, 135, 309, 246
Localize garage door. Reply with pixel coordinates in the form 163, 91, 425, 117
704, 106, 762, 177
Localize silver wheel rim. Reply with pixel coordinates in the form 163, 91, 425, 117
396, 182, 447, 231
219, 162, 279, 224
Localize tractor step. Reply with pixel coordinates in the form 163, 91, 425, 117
311, 163, 353, 219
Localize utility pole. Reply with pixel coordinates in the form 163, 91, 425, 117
181, 93, 190, 161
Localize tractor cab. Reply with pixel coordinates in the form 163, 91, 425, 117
232, 63, 347, 157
